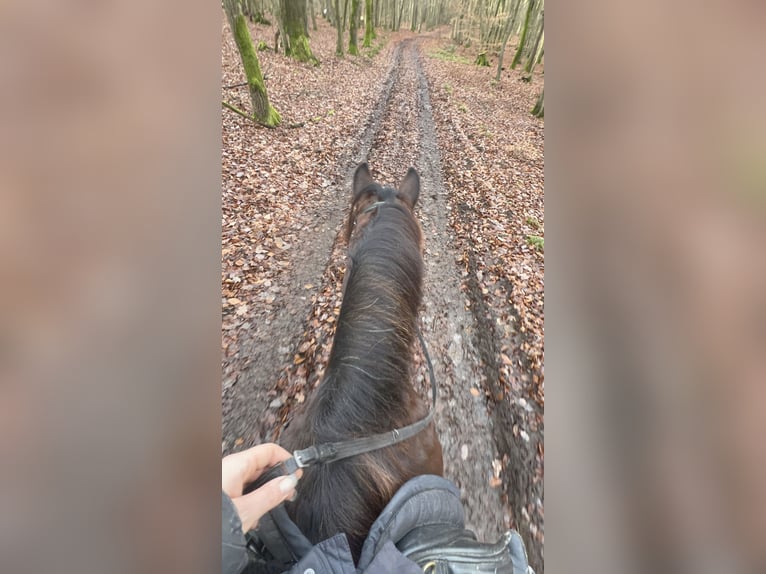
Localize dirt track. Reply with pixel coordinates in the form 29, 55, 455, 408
222, 32, 543, 572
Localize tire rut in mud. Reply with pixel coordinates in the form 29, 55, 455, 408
406, 40, 512, 542
459, 212, 544, 571
422, 56, 544, 571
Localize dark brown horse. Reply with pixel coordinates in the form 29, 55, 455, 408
281, 163, 444, 561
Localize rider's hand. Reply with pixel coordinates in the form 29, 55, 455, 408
222, 443, 302, 532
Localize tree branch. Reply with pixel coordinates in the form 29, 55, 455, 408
222, 100, 253, 120
222, 100, 288, 129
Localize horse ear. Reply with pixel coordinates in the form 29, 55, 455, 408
353, 162, 374, 201
399, 167, 420, 208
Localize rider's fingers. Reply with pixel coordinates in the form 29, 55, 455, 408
222, 443, 293, 496
232, 473, 299, 532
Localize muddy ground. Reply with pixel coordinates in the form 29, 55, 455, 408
222, 19, 544, 572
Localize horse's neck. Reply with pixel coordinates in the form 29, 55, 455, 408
317, 283, 419, 426
307, 209, 424, 432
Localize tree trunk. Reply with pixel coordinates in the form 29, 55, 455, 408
342, 0, 350, 34
398, 0, 405, 30
334, 0, 344, 55
391, 0, 397, 30
511, 0, 535, 69
478, 0, 488, 49
524, 16, 543, 73
242, 0, 270, 24
427, 0, 438, 29
474, 52, 489, 66
310, 0, 318, 30
348, 0, 360, 54
411, 0, 418, 31
363, 0, 375, 46
375, 0, 382, 28
280, 0, 319, 64
520, 9, 539, 62
531, 87, 543, 118
494, 1, 515, 81
495, 34, 508, 81
223, 0, 281, 127
505, 0, 522, 39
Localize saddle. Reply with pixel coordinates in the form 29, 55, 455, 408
244, 475, 534, 574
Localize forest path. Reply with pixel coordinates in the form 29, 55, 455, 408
222, 33, 534, 568
366, 37, 511, 542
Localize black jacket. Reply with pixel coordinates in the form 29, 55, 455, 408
222, 475, 534, 574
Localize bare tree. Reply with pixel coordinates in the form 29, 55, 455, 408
348, 0, 361, 54
532, 87, 543, 118
241, 0, 270, 24
310, 0, 318, 30
363, 0, 376, 47
511, 0, 536, 69
334, 0, 344, 55
222, 0, 281, 127
489, 0, 544, 84
279, 0, 319, 63
524, 13, 543, 74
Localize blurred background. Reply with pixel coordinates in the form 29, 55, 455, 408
548, 1, 766, 571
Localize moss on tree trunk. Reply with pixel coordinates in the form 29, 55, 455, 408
532, 87, 544, 118
363, 0, 375, 46
225, 2, 281, 127
511, 0, 535, 69
280, 0, 320, 64
348, 0, 360, 54
242, 0, 271, 25
524, 19, 543, 74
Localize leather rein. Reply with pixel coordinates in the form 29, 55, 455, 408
244, 326, 436, 494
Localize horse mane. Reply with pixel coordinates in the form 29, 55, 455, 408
281, 179, 440, 561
